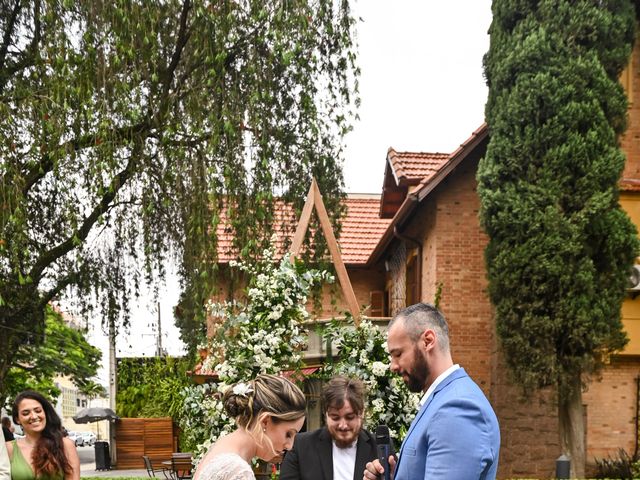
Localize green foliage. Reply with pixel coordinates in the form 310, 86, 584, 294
480, 3, 638, 471
433, 281, 444, 310
0, 0, 358, 398
203, 253, 333, 381
595, 449, 640, 479
78, 380, 107, 400
116, 356, 193, 420
319, 318, 420, 443
479, 0, 638, 397
2, 305, 101, 408
178, 382, 221, 456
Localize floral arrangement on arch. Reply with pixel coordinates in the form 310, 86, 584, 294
320, 318, 420, 442
179, 246, 333, 458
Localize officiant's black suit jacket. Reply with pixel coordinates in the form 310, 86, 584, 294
279, 427, 378, 480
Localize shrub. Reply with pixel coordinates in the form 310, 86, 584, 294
594, 448, 640, 479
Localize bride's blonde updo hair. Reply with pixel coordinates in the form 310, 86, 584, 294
223, 374, 306, 454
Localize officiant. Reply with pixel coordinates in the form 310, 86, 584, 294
280, 376, 378, 480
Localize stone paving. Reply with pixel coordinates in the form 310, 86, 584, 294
78, 445, 148, 478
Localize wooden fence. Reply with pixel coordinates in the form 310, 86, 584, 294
115, 417, 177, 469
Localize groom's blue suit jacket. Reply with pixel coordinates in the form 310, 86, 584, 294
395, 368, 500, 480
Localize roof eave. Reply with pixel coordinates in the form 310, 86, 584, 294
620, 178, 640, 192
415, 123, 488, 202
366, 193, 419, 267
386, 148, 404, 186
366, 123, 489, 268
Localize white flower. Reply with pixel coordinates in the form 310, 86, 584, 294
372, 398, 385, 413
181, 253, 333, 458
232, 382, 254, 397
371, 361, 388, 377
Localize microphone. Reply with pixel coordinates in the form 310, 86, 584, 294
375, 424, 394, 480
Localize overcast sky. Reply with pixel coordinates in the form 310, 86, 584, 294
86, 1, 494, 383
344, 0, 492, 193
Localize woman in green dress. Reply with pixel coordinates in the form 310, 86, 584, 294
6, 391, 79, 480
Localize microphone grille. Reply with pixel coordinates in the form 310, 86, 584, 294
375, 424, 390, 443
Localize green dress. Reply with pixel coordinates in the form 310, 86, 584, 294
9, 441, 63, 480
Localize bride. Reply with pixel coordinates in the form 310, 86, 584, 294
193, 374, 306, 480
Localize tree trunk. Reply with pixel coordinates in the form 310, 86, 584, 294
109, 317, 118, 465
558, 375, 585, 479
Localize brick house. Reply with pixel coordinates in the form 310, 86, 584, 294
356, 34, 640, 477
369, 125, 564, 479
196, 32, 640, 480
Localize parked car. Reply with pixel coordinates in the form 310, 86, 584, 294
67, 431, 84, 447
79, 431, 96, 446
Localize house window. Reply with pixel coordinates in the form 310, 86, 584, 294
369, 290, 389, 317
62, 387, 76, 418
406, 253, 418, 306
386, 280, 394, 317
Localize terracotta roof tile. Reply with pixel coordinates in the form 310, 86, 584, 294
340, 195, 393, 264
215, 195, 391, 266
387, 148, 450, 186
414, 123, 488, 195
214, 200, 296, 263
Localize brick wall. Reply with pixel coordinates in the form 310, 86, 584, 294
491, 354, 561, 479
314, 266, 388, 318
412, 152, 640, 478
431, 158, 493, 392
610, 21, 640, 472
583, 357, 639, 464
621, 30, 640, 180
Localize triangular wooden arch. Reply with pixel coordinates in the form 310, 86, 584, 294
289, 178, 361, 325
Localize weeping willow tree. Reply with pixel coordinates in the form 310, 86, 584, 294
0, 0, 358, 399
479, 1, 637, 476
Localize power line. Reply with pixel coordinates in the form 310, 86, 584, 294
0, 323, 147, 352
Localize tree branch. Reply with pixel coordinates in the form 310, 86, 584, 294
0, 0, 22, 72
21, 120, 150, 196
161, 0, 191, 102
0, 0, 40, 95
38, 271, 80, 310
28, 152, 139, 282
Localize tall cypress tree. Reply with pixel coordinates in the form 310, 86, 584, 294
479, 1, 638, 475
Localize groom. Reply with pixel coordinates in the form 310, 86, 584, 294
363, 303, 500, 480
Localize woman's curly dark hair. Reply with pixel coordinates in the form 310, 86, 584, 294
12, 390, 72, 477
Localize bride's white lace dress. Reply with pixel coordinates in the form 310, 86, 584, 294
195, 453, 255, 480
